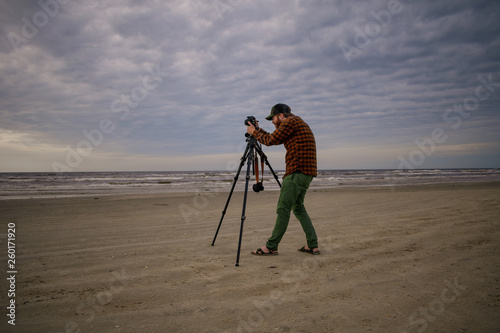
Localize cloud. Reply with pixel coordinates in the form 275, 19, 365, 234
0, 0, 499, 172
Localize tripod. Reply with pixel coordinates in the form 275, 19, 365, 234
211, 134, 281, 266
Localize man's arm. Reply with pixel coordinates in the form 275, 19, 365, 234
254, 118, 294, 146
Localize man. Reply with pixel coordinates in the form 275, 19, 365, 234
246, 103, 320, 256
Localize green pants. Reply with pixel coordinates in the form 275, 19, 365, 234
266, 172, 318, 251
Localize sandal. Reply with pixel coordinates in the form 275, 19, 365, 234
251, 248, 278, 255
298, 246, 320, 255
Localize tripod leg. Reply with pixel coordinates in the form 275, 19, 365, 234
211, 143, 250, 246
235, 148, 254, 267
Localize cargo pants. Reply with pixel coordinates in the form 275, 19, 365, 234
266, 172, 318, 251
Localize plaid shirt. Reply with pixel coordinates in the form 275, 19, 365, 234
255, 114, 317, 178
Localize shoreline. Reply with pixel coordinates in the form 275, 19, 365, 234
1, 179, 499, 201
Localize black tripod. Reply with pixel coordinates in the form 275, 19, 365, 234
211, 134, 281, 266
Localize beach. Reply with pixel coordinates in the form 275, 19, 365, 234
1, 182, 499, 332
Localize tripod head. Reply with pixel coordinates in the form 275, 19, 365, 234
244, 132, 258, 141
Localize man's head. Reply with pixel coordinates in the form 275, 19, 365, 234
266, 103, 291, 120
266, 103, 291, 128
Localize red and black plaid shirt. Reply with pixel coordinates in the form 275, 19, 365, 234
255, 114, 317, 178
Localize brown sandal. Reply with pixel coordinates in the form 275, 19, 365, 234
298, 246, 320, 255
252, 248, 278, 255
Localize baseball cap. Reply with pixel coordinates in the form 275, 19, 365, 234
265, 103, 291, 120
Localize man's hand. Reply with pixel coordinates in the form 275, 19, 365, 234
246, 122, 257, 136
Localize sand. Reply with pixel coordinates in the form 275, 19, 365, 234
1, 182, 499, 332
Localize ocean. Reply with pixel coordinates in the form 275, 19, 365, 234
0, 169, 499, 200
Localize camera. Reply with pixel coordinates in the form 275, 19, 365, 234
253, 182, 264, 192
244, 116, 259, 129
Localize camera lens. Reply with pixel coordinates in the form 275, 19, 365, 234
253, 182, 264, 192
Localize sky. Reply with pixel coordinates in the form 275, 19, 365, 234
0, 0, 499, 172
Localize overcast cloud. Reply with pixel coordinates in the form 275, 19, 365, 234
0, 0, 499, 172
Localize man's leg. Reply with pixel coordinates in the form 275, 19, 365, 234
293, 195, 318, 249
266, 173, 301, 250
292, 173, 318, 249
